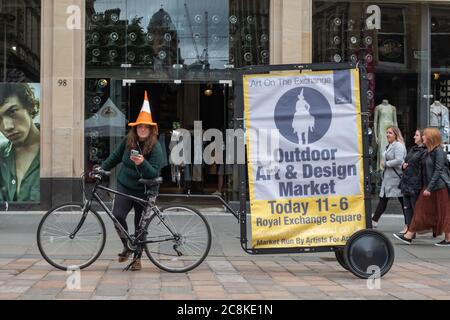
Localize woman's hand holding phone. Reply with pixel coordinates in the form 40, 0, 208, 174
130, 150, 144, 165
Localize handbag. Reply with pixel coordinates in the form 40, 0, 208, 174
390, 167, 403, 188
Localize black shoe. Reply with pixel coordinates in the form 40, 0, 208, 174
434, 240, 450, 247
399, 230, 416, 239
393, 233, 412, 244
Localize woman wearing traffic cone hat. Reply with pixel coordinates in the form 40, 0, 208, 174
100, 91, 164, 271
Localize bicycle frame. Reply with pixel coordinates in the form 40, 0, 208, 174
77, 179, 178, 247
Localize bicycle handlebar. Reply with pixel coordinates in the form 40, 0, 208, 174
89, 167, 111, 180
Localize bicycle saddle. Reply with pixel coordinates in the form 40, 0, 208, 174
139, 177, 163, 187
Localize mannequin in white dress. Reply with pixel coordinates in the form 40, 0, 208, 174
374, 100, 398, 171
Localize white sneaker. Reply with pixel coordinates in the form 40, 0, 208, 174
212, 191, 222, 196
371, 220, 378, 228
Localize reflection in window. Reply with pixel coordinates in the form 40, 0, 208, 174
0, 0, 40, 82
312, 2, 376, 112
85, 0, 269, 72
431, 8, 450, 69
431, 7, 450, 109
378, 7, 405, 66
84, 77, 127, 178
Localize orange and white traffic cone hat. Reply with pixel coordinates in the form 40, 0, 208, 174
128, 90, 158, 127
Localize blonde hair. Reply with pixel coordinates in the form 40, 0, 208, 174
423, 127, 442, 151
387, 126, 404, 144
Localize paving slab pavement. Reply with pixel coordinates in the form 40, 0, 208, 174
0, 212, 449, 300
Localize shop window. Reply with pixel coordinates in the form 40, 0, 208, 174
431, 7, 450, 144
84, 0, 270, 198
431, 8, 450, 69
378, 7, 406, 67
312, 2, 377, 112
313, 1, 428, 193
0, 1, 41, 203
0, 1, 40, 82
85, 0, 270, 78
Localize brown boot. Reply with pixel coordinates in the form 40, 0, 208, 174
130, 258, 142, 271
131, 259, 142, 271
118, 247, 133, 263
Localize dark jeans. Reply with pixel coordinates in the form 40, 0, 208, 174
111, 184, 146, 242
403, 194, 418, 226
372, 196, 404, 222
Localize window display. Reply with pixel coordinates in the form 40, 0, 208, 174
0, 1, 41, 203
0, 83, 40, 202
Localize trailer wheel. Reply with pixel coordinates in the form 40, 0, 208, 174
344, 229, 395, 279
334, 247, 349, 270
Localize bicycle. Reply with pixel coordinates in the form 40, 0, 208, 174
36, 168, 212, 273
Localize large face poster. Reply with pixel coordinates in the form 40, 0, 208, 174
244, 69, 366, 249
0, 83, 40, 203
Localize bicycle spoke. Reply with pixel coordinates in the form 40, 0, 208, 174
41, 224, 71, 237
182, 241, 206, 256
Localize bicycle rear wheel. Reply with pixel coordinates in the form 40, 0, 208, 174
37, 203, 106, 271
144, 205, 212, 273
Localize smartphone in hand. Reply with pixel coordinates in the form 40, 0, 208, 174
130, 149, 140, 157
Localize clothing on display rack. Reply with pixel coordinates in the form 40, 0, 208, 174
373, 100, 398, 171
430, 101, 450, 143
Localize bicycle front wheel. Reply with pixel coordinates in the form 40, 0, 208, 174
144, 205, 212, 273
37, 203, 106, 271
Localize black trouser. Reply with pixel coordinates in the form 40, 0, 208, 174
372, 196, 404, 222
112, 184, 146, 244
403, 194, 418, 226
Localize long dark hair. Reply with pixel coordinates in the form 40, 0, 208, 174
126, 125, 158, 155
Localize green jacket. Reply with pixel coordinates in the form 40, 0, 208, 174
0, 141, 40, 202
101, 138, 163, 191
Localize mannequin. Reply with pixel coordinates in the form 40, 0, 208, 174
430, 101, 449, 143
374, 99, 398, 171
169, 129, 183, 187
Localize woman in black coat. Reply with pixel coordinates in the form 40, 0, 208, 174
398, 129, 427, 234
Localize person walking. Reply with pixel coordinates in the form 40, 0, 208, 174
372, 126, 407, 227
394, 128, 450, 246
398, 129, 427, 234
100, 91, 164, 270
